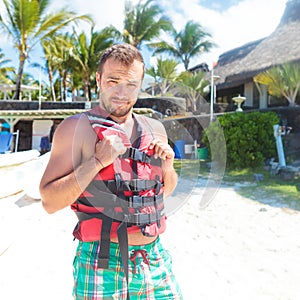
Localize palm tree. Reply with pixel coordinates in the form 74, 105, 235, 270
39, 33, 75, 101
254, 62, 300, 106
120, 0, 172, 49
149, 20, 215, 70
146, 58, 179, 96
0, 0, 93, 100
176, 71, 209, 111
70, 26, 115, 100
41, 37, 61, 101
56, 33, 79, 102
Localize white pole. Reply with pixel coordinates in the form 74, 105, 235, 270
274, 124, 286, 168
39, 66, 42, 110
210, 66, 214, 123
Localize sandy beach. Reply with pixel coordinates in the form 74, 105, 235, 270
0, 178, 300, 300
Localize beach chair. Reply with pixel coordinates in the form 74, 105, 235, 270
0, 130, 19, 153
0, 132, 13, 153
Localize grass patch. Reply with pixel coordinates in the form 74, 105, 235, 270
221, 166, 299, 209
173, 159, 300, 210
173, 159, 208, 178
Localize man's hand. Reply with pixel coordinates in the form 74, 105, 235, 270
94, 135, 127, 168
149, 138, 177, 196
149, 139, 174, 160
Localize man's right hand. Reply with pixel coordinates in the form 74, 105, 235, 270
94, 135, 127, 168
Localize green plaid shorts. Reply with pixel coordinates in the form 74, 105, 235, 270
72, 237, 183, 299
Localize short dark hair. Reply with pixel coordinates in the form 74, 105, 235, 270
97, 43, 145, 75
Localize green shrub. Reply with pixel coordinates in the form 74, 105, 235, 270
202, 111, 279, 169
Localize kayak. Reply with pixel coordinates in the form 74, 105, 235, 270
0, 149, 40, 168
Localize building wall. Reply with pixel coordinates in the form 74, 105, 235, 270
244, 82, 253, 107
259, 84, 268, 109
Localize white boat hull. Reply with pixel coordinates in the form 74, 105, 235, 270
0, 150, 49, 199
0, 149, 40, 168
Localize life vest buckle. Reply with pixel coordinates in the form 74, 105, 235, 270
132, 213, 141, 226
131, 195, 142, 208
127, 147, 150, 164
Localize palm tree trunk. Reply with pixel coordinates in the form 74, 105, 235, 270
63, 74, 68, 101
183, 57, 189, 70
13, 54, 26, 100
48, 67, 56, 101
84, 82, 90, 101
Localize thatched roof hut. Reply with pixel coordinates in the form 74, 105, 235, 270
214, 0, 300, 89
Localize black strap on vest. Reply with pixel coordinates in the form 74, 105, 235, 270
117, 218, 130, 299
76, 201, 164, 228
78, 191, 163, 212
115, 173, 131, 299
97, 215, 112, 268
87, 179, 160, 195
120, 147, 162, 166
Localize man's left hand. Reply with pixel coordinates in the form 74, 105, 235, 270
149, 139, 174, 161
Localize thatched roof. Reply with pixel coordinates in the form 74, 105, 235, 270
213, 0, 300, 89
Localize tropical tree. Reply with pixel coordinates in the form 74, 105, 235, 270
42, 33, 79, 102
149, 20, 215, 70
176, 71, 209, 111
117, 0, 172, 49
254, 62, 300, 106
39, 33, 76, 101
57, 33, 79, 102
41, 37, 62, 101
0, 48, 14, 84
0, 0, 93, 100
70, 26, 115, 100
146, 58, 179, 96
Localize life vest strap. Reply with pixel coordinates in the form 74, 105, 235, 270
91, 179, 160, 194
117, 216, 130, 300
75, 203, 164, 226
97, 215, 112, 269
127, 193, 163, 208
78, 191, 164, 209
77, 193, 164, 209
120, 147, 162, 166
77, 190, 118, 208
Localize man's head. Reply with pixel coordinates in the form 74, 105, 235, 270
97, 43, 145, 78
96, 44, 145, 119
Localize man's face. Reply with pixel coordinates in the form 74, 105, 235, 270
96, 58, 144, 118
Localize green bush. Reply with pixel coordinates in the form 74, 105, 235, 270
202, 111, 279, 169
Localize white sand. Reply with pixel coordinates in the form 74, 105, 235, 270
0, 184, 300, 300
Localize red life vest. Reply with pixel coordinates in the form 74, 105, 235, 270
71, 110, 166, 271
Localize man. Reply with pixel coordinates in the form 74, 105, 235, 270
40, 44, 182, 299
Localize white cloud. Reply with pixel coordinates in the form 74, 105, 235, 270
160, 0, 287, 66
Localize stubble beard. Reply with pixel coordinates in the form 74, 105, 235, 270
101, 98, 133, 118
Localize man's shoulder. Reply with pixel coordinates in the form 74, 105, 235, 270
135, 113, 163, 128
134, 114, 166, 137
62, 112, 87, 124
56, 113, 89, 133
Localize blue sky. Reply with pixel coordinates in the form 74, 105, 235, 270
195, 0, 242, 11
0, 0, 288, 85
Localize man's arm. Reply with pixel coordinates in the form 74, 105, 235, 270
39, 116, 102, 213
148, 119, 178, 197
161, 156, 178, 198
40, 114, 127, 214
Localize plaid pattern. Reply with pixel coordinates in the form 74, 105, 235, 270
73, 237, 183, 299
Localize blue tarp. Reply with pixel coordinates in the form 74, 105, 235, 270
0, 132, 13, 153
